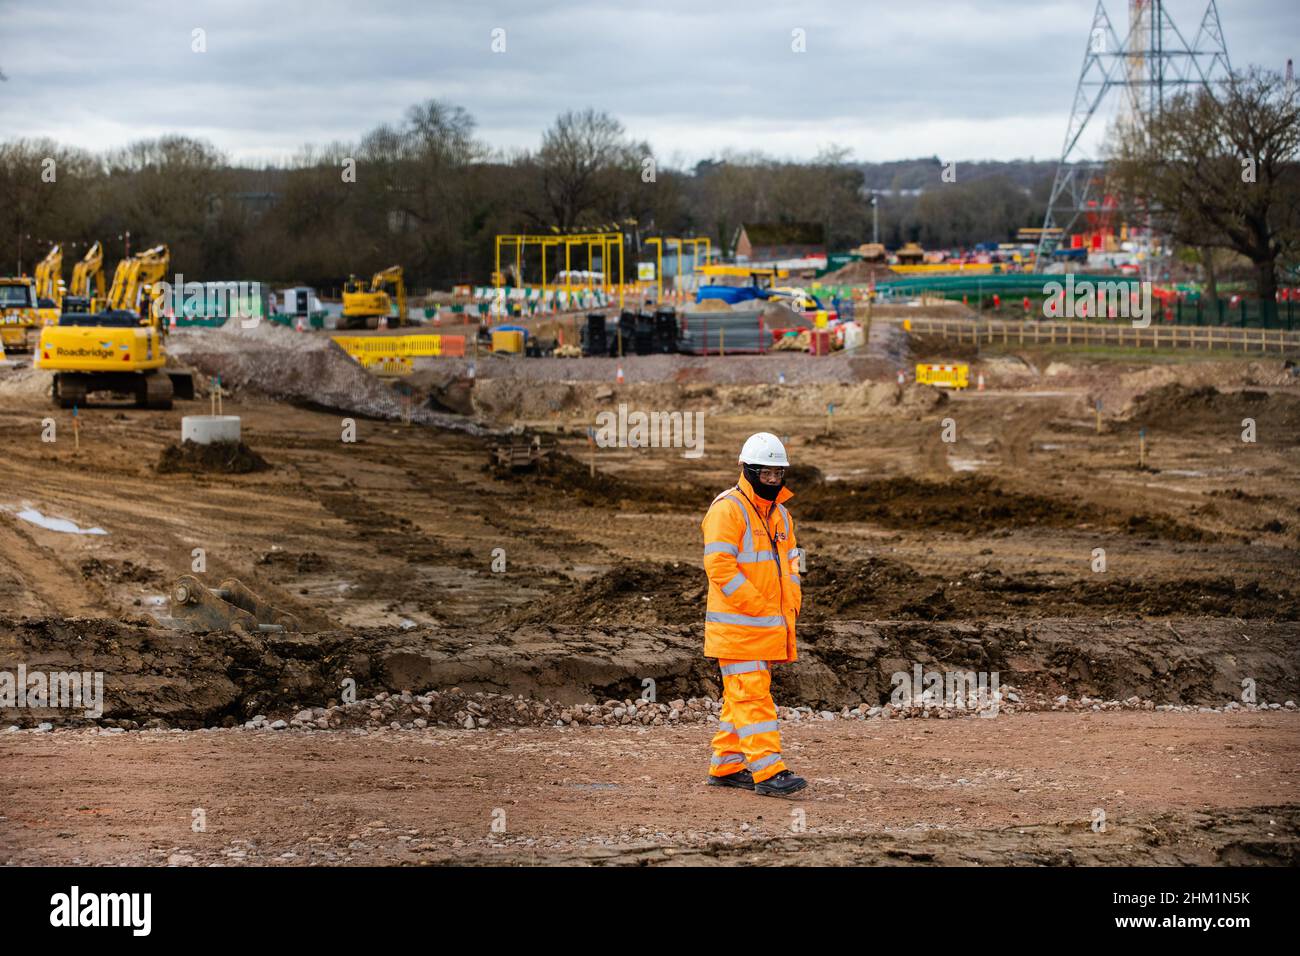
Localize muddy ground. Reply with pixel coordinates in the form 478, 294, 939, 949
2, 324, 1299, 865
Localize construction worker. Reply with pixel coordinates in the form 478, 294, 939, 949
701, 432, 806, 798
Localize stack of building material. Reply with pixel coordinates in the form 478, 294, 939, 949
677, 306, 770, 354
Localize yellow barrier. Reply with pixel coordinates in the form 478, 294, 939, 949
331, 333, 465, 361
362, 355, 415, 376
915, 363, 969, 389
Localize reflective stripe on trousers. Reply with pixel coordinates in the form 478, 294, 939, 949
707, 611, 785, 628
709, 658, 786, 783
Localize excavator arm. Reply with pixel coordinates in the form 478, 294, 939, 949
34, 245, 63, 305
70, 241, 106, 305
369, 265, 406, 327
106, 244, 170, 320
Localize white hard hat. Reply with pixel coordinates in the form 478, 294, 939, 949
738, 432, 789, 467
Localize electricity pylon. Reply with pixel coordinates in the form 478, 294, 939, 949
1034, 1, 1232, 271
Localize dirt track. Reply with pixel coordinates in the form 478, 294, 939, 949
3, 712, 1296, 866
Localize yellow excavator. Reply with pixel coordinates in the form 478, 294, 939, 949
34, 244, 65, 310
36, 244, 194, 409
103, 243, 171, 315
67, 241, 106, 313
0, 276, 42, 351
0, 245, 63, 351
341, 265, 406, 330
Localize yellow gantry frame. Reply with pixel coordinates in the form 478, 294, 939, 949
494, 232, 627, 308
646, 237, 711, 300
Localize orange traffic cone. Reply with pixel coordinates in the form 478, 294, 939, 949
977, 373, 986, 391
295, 316, 304, 333
616, 366, 625, 384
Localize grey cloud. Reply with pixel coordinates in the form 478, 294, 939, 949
0, 0, 1295, 164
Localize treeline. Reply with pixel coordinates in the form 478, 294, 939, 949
0, 101, 1051, 290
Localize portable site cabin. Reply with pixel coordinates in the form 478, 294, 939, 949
279, 287, 324, 317
274, 286, 330, 329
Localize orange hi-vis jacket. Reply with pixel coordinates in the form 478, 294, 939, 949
701, 473, 802, 663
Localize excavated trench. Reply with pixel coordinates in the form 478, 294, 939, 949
2, 614, 1296, 729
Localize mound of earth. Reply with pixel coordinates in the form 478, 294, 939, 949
498, 562, 705, 627
497, 557, 1298, 628
256, 550, 330, 573
492, 452, 705, 511
797, 475, 1212, 540
799, 476, 1091, 530
1126, 384, 1300, 431
156, 439, 269, 474
810, 562, 1300, 622
168, 324, 486, 434
78, 558, 163, 586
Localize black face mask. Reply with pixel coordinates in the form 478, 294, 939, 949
743, 463, 783, 501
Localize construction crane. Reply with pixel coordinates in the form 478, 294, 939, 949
341, 265, 407, 330
36, 243, 194, 409
68, 241, 106, 312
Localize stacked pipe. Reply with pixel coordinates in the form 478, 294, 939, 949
677, 306, 769, 354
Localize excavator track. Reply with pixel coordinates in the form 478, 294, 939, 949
53, 373, 88, 409
138, 370, 174, 410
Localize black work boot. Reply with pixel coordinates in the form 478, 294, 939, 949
754, 769, 807, 798
706, 769, 755, 790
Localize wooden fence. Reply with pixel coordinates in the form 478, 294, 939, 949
901, 316, 1300, 353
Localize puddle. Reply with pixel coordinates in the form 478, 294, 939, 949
14, 508, 108, 535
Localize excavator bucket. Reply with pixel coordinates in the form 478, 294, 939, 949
168, 574, 303, 634
168, 370, 196, 400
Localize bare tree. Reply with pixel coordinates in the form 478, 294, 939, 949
537, 109, 639, 229
1111, 67, 1300, 317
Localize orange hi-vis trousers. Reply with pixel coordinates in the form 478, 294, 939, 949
710, 659, 787, 783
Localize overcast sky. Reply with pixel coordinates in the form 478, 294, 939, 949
0, 0, 1294, 167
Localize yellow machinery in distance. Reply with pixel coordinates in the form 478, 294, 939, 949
105, 244, 170, 314
36, 243, 194, 409
34, 245, 64, 307
68, 241, 107, 311
341, 265, 406, 330
32, 245, 64, 329
0, 276, 42, 351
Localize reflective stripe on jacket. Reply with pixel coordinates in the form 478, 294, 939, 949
701, 473, 801, 662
